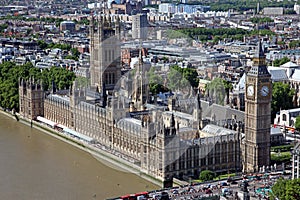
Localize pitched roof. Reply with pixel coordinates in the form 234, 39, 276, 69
201, 101, 244, 125
281, 61, 299, 68
202, 124, 236, 136
269, 69, 288, 81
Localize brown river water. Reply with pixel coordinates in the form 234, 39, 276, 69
0, 113, 158, 200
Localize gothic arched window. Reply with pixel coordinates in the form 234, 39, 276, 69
282, 114, 287, 121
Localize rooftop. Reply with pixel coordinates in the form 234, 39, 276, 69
201, 124, 236, 137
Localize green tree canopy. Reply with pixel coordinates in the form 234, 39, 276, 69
271, 178, 300, 200
273, 57, 290, 67
207, 0, 298, 12
199, 170, 215, 182
205, 78, 232, 106
147, 67, 169, 95
174, 26, 274, 43
289, 40, 300, 49
167, 65, 199, 91
295, 116, 300, 132
250, 17, 273, 24
71, 48, 80, 58
272, 82, 295, 121
0, 61, 75, 111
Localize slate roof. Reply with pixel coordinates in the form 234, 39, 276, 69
46, 94, 70, 105
269, 69, 288, 81
202, 124, 236, 136
116, 118, 142, 135
201, 100, 245, 124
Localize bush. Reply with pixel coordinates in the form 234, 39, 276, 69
199, 170, 215, 182
271, 145, 293, 152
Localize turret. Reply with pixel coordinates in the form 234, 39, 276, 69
170, 113, 175, 128
193, 91, 202, 130
168, 96, 176, 111
107, 10, 112, 27
19, 78, 44, 120
115, 16, 121, 39
89, 14, 94, 36
98, 15, 104, 42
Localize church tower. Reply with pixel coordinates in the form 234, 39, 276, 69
244, 41, 272, 173
132, 46, 150, 111
193, 92, 202, 130
89, 12, 121, 93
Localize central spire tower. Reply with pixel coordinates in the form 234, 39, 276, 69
89, 1, 121, 93
244, 40, 272, 173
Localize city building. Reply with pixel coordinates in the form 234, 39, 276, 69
109, 1, 143, 15
60, 21, 76, 33
158, 3, 210, 14
274, 108, 300, 132
263, 7, 284, 15
132, 13, 148, 40
294, 3, 300, 14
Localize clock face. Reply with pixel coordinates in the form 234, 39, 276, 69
247, 85, 254, 96
261, 85, 269, 97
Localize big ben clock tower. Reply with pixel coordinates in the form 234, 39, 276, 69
244, 41, 272, 173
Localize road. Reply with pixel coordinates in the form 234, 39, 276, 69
145, 171, 289, 200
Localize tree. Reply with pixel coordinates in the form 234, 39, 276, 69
273, 57, 290, 67
167, 65, 199, 91
272, 82, 295, 121
37, 40, 48, 49
199, 170, 215, 182
147, 67, 169, 95
271, 178, 300, 200
71, 48, 80, 58
289, 40, 300, 49
295, 116, 300, 132
205, 78, 232, 105
65, 55, 78, 61
284, 9, 297, 15
0, 61, 75, 111
167, 67, 185, 91
76, 77, 90, 88
250, 17, 273, 24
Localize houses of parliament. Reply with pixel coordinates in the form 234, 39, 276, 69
18, 15, 272, 186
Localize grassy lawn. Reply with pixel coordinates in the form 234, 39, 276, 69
192, 173, 236, 183
271, 151, 291, 163
215, 173, 236, 180
271, 151, 291, 156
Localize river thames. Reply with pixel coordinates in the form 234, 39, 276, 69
0, 113, 158, 199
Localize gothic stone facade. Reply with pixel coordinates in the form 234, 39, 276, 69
19, 79, 242, 182
19, 78, 44, 120
244, 42, 272, 173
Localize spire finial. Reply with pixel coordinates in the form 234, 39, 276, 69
170, 113, 175, 128
138, 39, 143, 65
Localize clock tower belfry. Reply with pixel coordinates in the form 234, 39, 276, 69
244, 41, 272, 173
